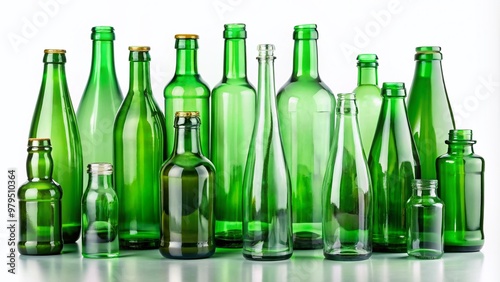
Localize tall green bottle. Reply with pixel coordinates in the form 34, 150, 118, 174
164, 34, 210, 159
407, 46, 455, 179
211, 23, 256, 248
77, 26, 123, 187
242, 44, 293, 261
353, 54, 382, 156
113, 46, 166, 249
368, 82, 421, 252
18, 138, 63, 255
276, 24, 335, 250
29, 49, 83, 243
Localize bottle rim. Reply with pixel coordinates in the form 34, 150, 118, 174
293, 24, 318, 40
357, 54, 378, 67
175, 34, 199, 39
175, 111, 200, 117
224, 23, 246, 39
412, 179, 438, 190
129, 46, 150, 51
381, 82, 406, 97
91, 26, 115, 41
44, 49, 66, 54
87, 163, 113, 174
257, 44, 275, 59
415, 46, 442, 60
446, 129, 476, 144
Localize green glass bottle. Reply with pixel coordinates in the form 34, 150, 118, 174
18, 138, 63, 255
82, 163, 119, 258
77, 26, 123, 187
276, 24, 335, 250
353, 54, 382, 156
114, 46, 166, 249
29, 49, 83, 243
407, 46, 455, 179
164, 34, 210, 159
242, 44, 293, 261
323, 93, 371, 261
368, 82, 421, 252
436, 129, 484, 252
211, 23, 256, 248
159, 111, 216, 259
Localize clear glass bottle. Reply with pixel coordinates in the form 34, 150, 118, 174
82, 163, 119, 258
436, 129, 484, 252
211, 23, 256, 248
276, 24, 336, 250
242, 44, 293, 261
323, 93, 372, 261
406, 179, 444, 259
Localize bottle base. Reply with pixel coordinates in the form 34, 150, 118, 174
159, 248, 215, 259
215, 230, 243, 248
373, 244, 406, 253
324, 252, 371, 261
62, 224, 81, 244
83, 252, 120, 259
293, 231, 323, 250
444, 245, 483, 252
18, 241, 63, 256
408, 249, 443, 259
120, 239, 160, 250
243, 252, 292, 261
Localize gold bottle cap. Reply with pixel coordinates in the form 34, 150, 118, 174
129, 46, 150, 51
175, 34, 199, 39
44, 49, 66, 54
175, 111, 200, 117
29, 137, 50, 141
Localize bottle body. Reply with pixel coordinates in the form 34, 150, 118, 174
29, 49, 82, 243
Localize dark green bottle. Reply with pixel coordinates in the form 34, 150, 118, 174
164, 34, 210, 159
18, 138, 63, 255
407, 46, 455, 179
211, 23, 256, 248
29, 49, 83, 243
159, 111, 215, 259
114, 46, 166, 249
436, 129, 484, 252
277, 24, 335, 250
369, 82, 421, 252
323, 93, 372, 261
242, 44, 293, 261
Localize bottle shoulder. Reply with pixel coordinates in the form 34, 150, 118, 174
18, 180, 62, 199
278, 78, 334, 96
212, 81, 256, 97
162, 154, 215, 174
164, 76, 211, 97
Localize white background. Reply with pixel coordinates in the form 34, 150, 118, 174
1, 0, 499, 280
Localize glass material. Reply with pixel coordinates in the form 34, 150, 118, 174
29, 49, 83, 243
242, 44, 293, 261
113, 46, 166, 249
406, 179, 444, 259
276, 24, 335, 250
18, 138, 63, 255
436, 129, 484, 252
323, 93, 372, 261
211, 23, 256, 248
82, 163, 119, 258
368, 82, 421, 252
159, 111, 216, 259
164, 34, 210, 159
77, 26, 123, 188
353, 54, 382, 156
407, 46, 455, 179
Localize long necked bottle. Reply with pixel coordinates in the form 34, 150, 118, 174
276, 24, 335, 250
242, 44, 293, 261
159, 111, 215, 259
211, 23, 256, 248
353, 54, 382, 156
77, 26, 123, 187
164, 34, 210, 159
407, 46, 455, 179
29, 49, 83, 243
18, 138, 63, 255
436, 129, 484, 252
368, 82, 421, 252
322, 93, 371, 261
113, 46, 166, 249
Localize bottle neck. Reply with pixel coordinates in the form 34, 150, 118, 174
175, 49, 198, 75
257, 54, 279, 127
447, 142, 474, 155
88, 173, 113, 189
335, 99, 364, 157
129, 60, 152, 94
42, 62, 68, 91
223, 38, 247, 80
292, 39, 319, 79
173, 127, 202, 154
26, 151, 53, 180
357, 66, 378, 86
89, 40, 118, 81
414, 188, 437, 197
413, 60, 445, 85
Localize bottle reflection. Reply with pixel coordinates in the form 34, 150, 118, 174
242, 258, 291, 282
323, 256, 371, 281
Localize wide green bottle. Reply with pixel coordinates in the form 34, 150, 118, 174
368, 82, 421, 252
211, 23, 256, 248
113, 46, 166, 249
407, 46, 455, 179
29, 49, 83, 243
164, 34, 210, 159
277, 24, 335, 250
242, 44, 293, 261
77, 26, 123, 186
18, 138, 63, 255
159, 111, 216, 259
353, 54, 382, 156
436, 129, 484, 252
322, 93, 372, 261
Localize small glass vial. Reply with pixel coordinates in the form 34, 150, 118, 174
406, 179, 444, 259
82, 163, 119, 258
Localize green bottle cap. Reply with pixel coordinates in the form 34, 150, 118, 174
91, 26, 115, 41
224, 23, 246, 39
293, 24, 318, 40
415, 46, 442, 61
381, 82, 406, 97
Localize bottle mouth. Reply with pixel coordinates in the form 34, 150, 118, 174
446, 129, 476, 144
381, 82, 406, 97
257, 44, 275, 59
224, 23, 246, 39
415, 46, 442, 60
356, 54, 378, 67
129, 46, 151, 62
412, 179, 438, 190
43, 49, 66, 63
91, 26, 115, 41
175, 34, 199, 49
174, 111, 201, 128
293, 24, 318, 40
87, 163, 113, 175
28, 138, 51, 148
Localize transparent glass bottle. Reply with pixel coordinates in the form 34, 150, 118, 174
436, 129, 484, 252
18, 138, 63, 255
277, 24, 335, 250
323, 93, 372, 261
242, 44, 293, 261
211, 23, 256, 248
